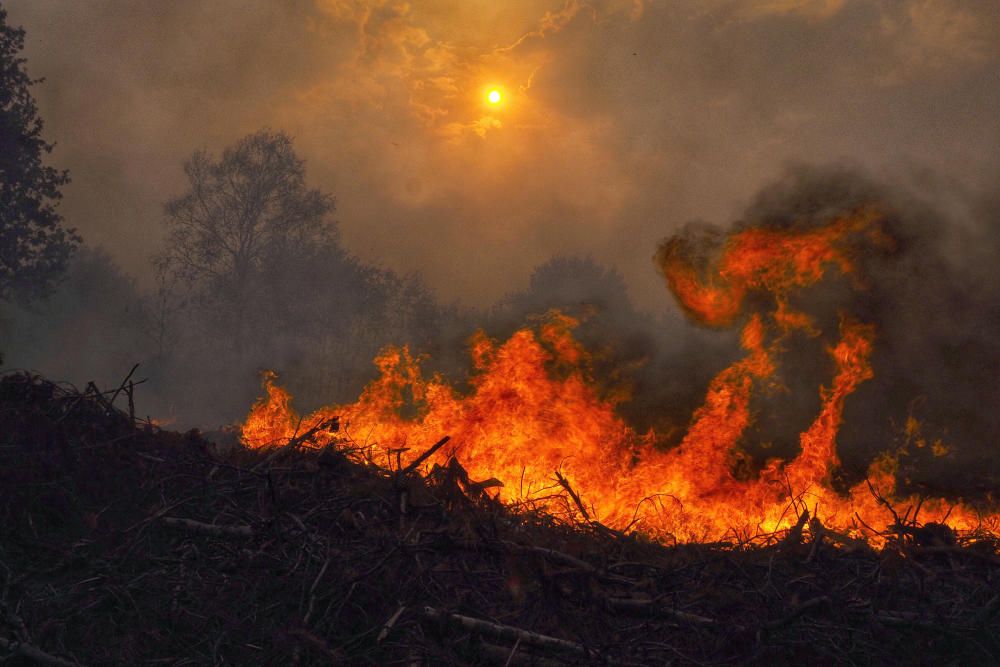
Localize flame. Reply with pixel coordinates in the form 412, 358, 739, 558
242, 209, 996, 545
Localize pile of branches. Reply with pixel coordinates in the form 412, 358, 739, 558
0, 371, 998, 666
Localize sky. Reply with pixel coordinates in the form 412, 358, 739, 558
6, 0, 1000, 312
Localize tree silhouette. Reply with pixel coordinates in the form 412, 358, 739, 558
158, 129, 334, 353
0, 6, 78, 302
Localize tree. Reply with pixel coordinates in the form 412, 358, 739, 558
158, 129, 335, 353
0, 6, 78, 301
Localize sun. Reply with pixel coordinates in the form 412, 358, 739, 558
486, 88, 502, 105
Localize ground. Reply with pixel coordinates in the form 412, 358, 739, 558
0, 372, 998, 666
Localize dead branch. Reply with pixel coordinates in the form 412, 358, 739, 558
108, 363, 140, 411
161, 517, 254, 538
400, 436, 451, 477
554, 470, 591, 522
422, 607, 598, 659
781, 509, 810, 548
605, 597, 724, 627
254, 417, 339, 469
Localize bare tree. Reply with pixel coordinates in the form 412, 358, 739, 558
158, 129, 334, 353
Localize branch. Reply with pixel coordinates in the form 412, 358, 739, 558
421, 607, 598, 659
253, 417, 340, 470
161, 517, 254, 538
554, 470, 590, 522
400, 436, 450, 476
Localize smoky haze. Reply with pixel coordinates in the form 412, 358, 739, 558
4, 0, 999, 310
1, 1, 999, 489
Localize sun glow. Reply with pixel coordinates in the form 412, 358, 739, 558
486, 88, 502, 105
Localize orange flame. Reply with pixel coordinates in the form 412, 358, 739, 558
242, 209, 996, 545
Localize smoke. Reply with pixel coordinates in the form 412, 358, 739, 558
652, 163, 1000, 490
0, 247, 151, 390
1, 1, 999, 489
4, 0, 999, 311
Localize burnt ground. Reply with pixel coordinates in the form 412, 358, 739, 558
0, 371, 998, 666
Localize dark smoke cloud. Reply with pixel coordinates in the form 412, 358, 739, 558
653, 163, 1000, 490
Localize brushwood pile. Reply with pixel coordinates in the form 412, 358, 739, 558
1, 372, 998, 666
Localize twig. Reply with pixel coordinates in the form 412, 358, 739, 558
85, 382, 114, 414
866, 479, 903, 538
127, 380, 136, 425
302, 556, 332, 625
554, 470, 591, 522
254, 418, 339, 470
503, 636, 522, 667
807, 516, 826, 562
108, 363, 140, 410
377, 605, 406, 643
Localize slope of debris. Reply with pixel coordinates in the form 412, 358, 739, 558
0, 372, 998, 666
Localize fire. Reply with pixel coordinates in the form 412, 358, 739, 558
242, 209, 996, 545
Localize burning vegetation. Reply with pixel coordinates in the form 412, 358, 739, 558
3, 371, 1000, 665
3, 4, 1000, 664
243, 206, 999, 547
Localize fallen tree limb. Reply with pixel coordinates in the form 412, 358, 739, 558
421, 607, 598, 659
605, 597, 724, 627
161, 517, 254, 538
